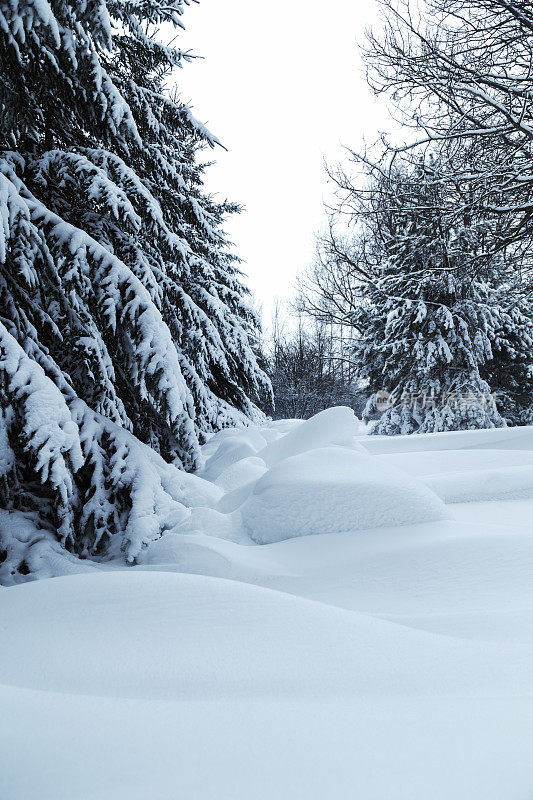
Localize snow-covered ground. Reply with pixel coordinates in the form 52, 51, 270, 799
2, 408, 533, 800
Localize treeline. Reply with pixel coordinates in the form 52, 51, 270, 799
266, 0, 533, 431
260, 308, 367, 420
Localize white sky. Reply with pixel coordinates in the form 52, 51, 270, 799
177, 0, 390, 324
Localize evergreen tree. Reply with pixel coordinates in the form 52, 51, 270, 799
479, 284, 533, 425
0, 0, 269, 579
347, 160, 531, 433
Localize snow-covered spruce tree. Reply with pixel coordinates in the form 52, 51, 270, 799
0, 0, 269, 580
348, 159, 522, 434
480, 291, 533, 425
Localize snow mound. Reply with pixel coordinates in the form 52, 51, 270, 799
214, 455, 267, 492
166, 506, 244, 543
258, 406, 367, 467
201, 436, 259, 482
136, 534, 235, 575
240, 446, 449, 544
171, 469, 223, 508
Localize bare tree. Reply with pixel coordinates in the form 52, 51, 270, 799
260, 307, 366, 420
365, 0, 533, 291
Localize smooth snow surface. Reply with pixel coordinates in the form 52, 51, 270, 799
380, 449, 533, 502
2, 409, 533, 800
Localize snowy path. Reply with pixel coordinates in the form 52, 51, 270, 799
1, 410, 533, 799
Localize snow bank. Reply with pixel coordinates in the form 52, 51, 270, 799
5, 409, 532, 579
363, 424, 533, 454
258, 406, 366, 467
423, 465, 533, 503
379, 448, 533, 476
3, 569, 533, 800
380, 449, 533, 502
240, 446, 449, 544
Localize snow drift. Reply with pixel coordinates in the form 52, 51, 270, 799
240, 446, 449, 544
2, 409, 533, 799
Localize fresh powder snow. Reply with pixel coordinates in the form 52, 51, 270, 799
1, 407, 533, 799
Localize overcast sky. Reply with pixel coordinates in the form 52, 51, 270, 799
177, 0, 389, 324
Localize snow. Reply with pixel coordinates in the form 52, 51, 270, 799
257, 405, 366, 466
200, 435, 263, 481
363, 423, 533, 453
423, 464, 533, 502
2, 408, 533, 799
8, 570, 530, 699
213, 455, 267, 492
240, 446, 449, 544
379, 449, 533, 502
